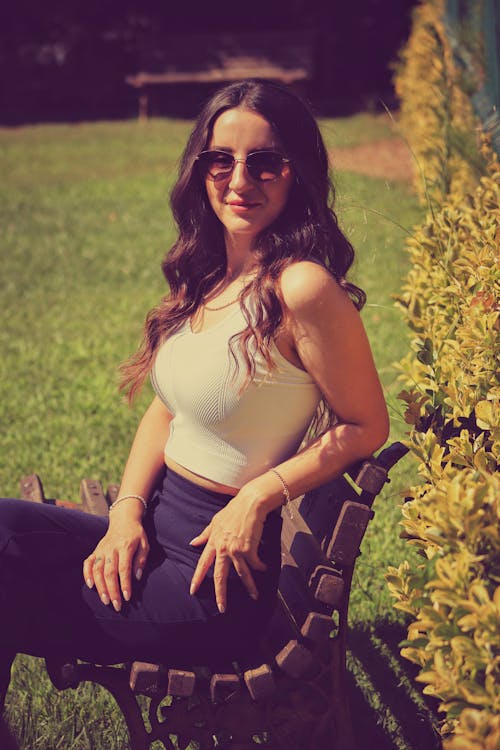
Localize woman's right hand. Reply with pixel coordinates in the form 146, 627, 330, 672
82, 508, 150, 612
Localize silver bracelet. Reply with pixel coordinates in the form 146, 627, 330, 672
269, 468, 293, 518
109, 494, 147, 513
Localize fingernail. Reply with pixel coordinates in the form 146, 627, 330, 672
123, 589, 130, 602
188, 538, 197, 545
112, 599, 121, 612
250, 592, 258, 600
189, 584, 195, 595
86, 578, 93, 589
135, 568, 143, 581
101, 593, 110, 605
217, 602, 226, 613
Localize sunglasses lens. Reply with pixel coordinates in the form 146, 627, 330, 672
199, 151, 234, 179
198, 151, 287, 181
248, 152, 285, 181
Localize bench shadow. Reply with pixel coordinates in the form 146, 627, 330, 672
346, 621, 443, 750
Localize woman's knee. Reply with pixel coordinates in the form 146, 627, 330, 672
0, 499, 105, 563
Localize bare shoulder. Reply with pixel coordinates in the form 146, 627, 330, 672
279, 261, 354, 319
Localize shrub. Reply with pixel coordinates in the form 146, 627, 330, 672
387, 1, 500, 746
393, 0, 482, 205
388, 143, 499, 750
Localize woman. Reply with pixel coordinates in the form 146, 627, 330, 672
0, 80, 388, 689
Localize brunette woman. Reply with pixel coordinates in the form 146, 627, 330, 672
0, 80, 388, 703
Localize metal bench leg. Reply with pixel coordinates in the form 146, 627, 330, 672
330, 632, 356, 750
46, 660, 153, 750
73, 664, 154, 750
330, 572, 356, 750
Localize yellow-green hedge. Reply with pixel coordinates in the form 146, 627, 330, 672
388, 148, 499, 750
393, 0, 480, 205
387, 1, 500, 747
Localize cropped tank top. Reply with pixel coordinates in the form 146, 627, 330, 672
151, 305, 322, 488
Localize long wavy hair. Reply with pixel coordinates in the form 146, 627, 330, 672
120, 79, 365, 432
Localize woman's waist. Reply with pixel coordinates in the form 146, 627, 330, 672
165, 457, 239, 496
154, 465, 281, 527
150, 468, 282, 557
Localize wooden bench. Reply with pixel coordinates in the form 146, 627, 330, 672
16, 441, 407, 750
125, 31, 315, 119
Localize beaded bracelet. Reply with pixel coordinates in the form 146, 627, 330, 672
109, 494, 147, 513
269, 468, 294, 518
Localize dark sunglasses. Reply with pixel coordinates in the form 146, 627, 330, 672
196, 149, 291, 182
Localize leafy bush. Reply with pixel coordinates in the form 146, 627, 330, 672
387, 1, 500, 746
388, 144, 499, 750
393, 0, 483, 205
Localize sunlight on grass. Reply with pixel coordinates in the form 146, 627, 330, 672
319, 111, 400, 149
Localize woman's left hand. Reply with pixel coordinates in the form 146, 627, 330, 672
189, 491, 268, 613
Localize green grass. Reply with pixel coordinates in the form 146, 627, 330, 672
0, 115, 433, 749
319, 111, 400, 149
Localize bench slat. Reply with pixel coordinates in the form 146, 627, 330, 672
300, 612, 336, 644
308, 565, 345, 607
275, 639, 314, 678
243, 664, 276, 700
80, 479, 109, 517
326, 501, 373, 565
129, 661, 162, 694
352, 460, 388, 495
210, 673, 241, 703
167, 669, 196, 697
299, 475, 359, 557
19, 474, 45, 503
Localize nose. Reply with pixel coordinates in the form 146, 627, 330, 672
227, 158, 254, 191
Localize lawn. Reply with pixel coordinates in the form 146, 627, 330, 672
0, 114, 437, 749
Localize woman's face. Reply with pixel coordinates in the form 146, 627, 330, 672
202, 107, 293, 244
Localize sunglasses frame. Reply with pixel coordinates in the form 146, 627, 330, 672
196, 149, 291, 182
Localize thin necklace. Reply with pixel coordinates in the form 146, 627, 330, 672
203, 297, 240, 312
203, 268, 256, 312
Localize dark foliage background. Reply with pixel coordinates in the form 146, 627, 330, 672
0, 0, 418, 124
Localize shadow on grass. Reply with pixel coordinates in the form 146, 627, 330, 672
346, 621, 443, 750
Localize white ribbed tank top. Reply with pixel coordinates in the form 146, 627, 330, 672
151, 305, 321, 488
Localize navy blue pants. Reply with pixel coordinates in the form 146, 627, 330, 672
0, 470, 282, 668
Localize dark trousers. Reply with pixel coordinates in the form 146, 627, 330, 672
0, 470, 281, 669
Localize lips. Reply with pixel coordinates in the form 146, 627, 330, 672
226, 200, 261, 211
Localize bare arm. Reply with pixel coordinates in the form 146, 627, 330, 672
83, 396, 172, 610
117, 395, 173, 507
247, 260, 389, 507
190, 262, 389, 612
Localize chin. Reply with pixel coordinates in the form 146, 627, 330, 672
224, 219, 263, 236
